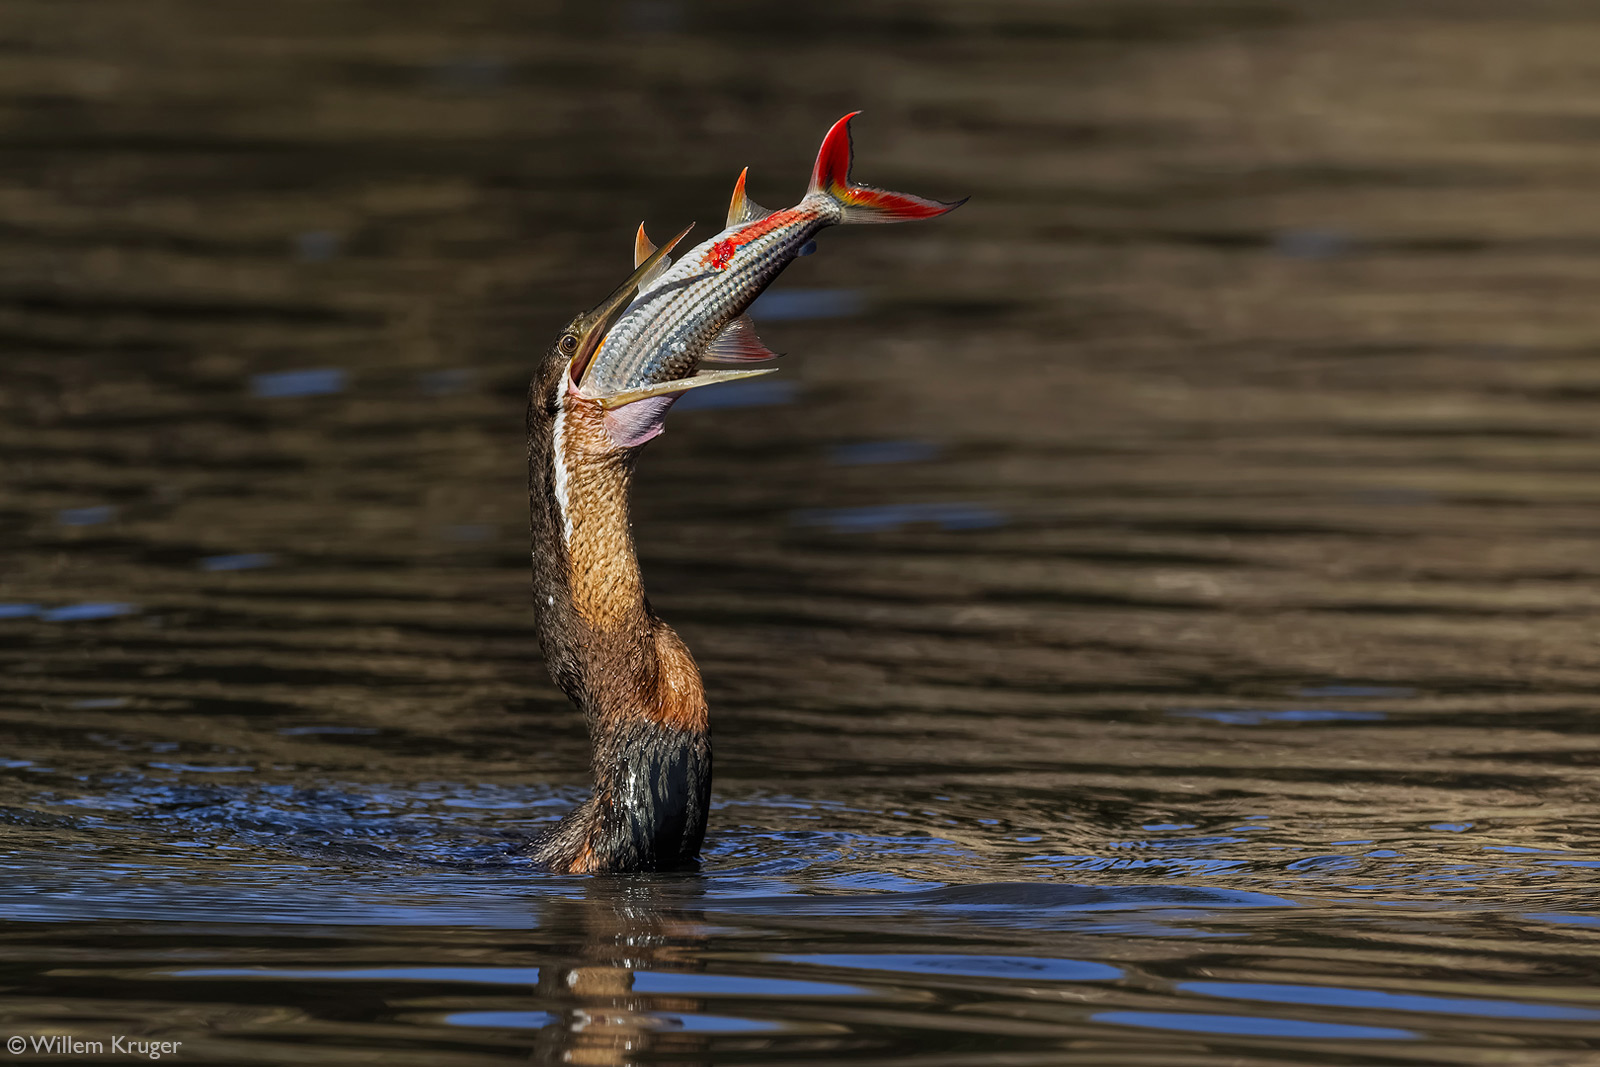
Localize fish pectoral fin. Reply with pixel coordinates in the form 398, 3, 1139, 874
595, 368, 778, 410
603, 394, 676, 448
727, 167, 774, 226
702, 315, 779, 363
633, 223, 673, 290
596, 369, 779, 449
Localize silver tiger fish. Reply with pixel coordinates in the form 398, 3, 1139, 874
564, 111, 964, 448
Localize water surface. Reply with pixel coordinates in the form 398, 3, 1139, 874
4, 0, 1600, 1063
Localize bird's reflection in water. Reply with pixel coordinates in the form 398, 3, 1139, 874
533, 876, 713, 1066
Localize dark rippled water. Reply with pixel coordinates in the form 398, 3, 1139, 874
5, 1, 1600, 1063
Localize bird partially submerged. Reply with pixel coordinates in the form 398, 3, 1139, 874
525, 113, 962, 873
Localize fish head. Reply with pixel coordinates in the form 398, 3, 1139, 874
529, 224, 704, 462
532, 222, 775, 455
555, 223, 693, 392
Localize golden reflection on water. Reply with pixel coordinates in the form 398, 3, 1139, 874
535, 885, 712, 1067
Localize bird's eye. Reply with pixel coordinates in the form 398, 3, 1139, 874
559, 334, 578, 354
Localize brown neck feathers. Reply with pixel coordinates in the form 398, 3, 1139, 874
529, 387, 707, 734
525, 362, 712, 873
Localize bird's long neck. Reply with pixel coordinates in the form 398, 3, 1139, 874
526, 384, 711, 873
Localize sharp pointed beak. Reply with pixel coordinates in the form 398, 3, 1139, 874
571, 223, 694, 386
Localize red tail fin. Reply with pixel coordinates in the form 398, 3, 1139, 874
807, 112, 965, 224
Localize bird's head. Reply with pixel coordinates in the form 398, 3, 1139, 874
530, 225, 696, 460
533, 223, 772, 455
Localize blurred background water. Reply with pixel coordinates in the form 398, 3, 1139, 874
4, 0, 1600, 1063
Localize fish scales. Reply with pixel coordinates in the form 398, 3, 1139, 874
589, 200, 836, 393
571, 112, 961, 421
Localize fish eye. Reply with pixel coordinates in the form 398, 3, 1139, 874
559, 333, 579, 354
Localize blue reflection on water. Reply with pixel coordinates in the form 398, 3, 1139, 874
40, 603, 137, 622
1484, 845, 1562, 854
0, 604, 41, 619
1172, 708, 1385, 725
1298, 685, 1414, 698
444, 1011, 557, 1029
1286, 855, 1360, 872
748, 288, 863, 321
1184, 981, 1600, 1021
653, 1013, 782, 1033
673, 380, 796, 411
794, 502, 1004, 533
58, 505, 116, 526
779, 954, 1120, 982
1028, 852, 1248, 877
278, 725, 379, 736
829, 440, 940, 466
200, 553, 276, 572
252, 368, 346, 399
632, 972, 865, 997
1095, 1010, 1415, 1040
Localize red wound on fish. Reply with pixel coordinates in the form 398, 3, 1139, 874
706, 238, 736, 270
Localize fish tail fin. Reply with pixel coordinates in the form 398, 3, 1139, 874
807, 111, 966, 224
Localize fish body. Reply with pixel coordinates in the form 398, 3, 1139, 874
584, 196, 833, 393
571, 112, 962, 437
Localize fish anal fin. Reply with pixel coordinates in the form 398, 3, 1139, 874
726, 167, 774, 227
595, 367, 778, 412
598, 368, 778, 446
703, 315, 779, 363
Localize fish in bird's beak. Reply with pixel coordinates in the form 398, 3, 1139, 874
563, 224, 695, 387
563, 112, 962, 447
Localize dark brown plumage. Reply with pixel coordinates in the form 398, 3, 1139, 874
523, 320, 711, 874
519, 118, 958, 873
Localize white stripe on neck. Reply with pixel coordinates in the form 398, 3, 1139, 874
551, 401, 574, 545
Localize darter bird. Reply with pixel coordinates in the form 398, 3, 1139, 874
524, 113, 962, 873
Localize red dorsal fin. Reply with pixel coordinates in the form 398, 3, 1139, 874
726, 168, 773, 227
